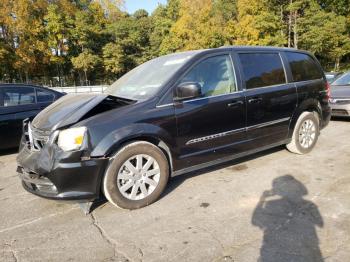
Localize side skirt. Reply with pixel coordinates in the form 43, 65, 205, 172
171, 139, 290, 177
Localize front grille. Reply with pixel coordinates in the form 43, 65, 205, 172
27, 124, 50, 151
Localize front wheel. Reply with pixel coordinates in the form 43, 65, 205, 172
286, 112, 320, 155
103, 141, 169, 209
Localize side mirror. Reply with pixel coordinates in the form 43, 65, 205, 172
175, 82, 202, 101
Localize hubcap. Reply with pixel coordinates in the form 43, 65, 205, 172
117, 154, 160, 201
298, 119, 316, 149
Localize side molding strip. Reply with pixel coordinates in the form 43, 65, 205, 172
186, 128, 246, 145
246, 117, 291, 131
185, 117, 291, 145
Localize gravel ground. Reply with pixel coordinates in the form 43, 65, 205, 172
0, 119, 349, 262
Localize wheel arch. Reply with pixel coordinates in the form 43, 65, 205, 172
91, 123, 175, 172
288, 98, 322, 138
110, 136, 174, 173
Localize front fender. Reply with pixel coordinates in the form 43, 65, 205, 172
90, 123, 175, 157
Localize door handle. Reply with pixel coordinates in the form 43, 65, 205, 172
248, 98, 263, 104
227, 101, 244, 107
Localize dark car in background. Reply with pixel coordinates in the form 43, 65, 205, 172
329, 72, 350, 117
325, 72, 343, 83
0, 84, 64, 150
17, 47, 331, 210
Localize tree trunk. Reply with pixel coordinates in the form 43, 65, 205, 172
280, 6, 284, 38
334, 57, 340, 71
288, 0, 293, 48
84, 70, 88, 85
19, 71, 23, 83
293, 10, 298, 49
57, 64, 62, 87
25, 71, 29, 83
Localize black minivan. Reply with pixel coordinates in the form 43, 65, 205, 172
17, 46, 331, 209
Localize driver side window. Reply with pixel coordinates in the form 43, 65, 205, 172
180, 55, 237, 98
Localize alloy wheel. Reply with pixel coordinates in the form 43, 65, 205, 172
298, 119, 316, 149
117, 154, 160, 200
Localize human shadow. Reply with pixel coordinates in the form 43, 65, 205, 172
252, 175, 324, 262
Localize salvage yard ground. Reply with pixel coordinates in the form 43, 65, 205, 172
0, 119, 350, 262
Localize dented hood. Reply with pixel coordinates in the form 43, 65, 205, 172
32, 93, 108, 131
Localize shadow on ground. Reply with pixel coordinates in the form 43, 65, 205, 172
252, 175, 324, 262
163, 146, 285, 198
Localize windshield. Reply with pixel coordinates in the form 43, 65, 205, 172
332, 72, 350, 86
106, 52, 196, 100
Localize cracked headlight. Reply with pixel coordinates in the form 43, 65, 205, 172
57, 127, 87, 152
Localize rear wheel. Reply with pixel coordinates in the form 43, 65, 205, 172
103, 141, 169, 209
286, 112, 319, 154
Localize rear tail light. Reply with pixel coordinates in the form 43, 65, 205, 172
325, 81, 331, 100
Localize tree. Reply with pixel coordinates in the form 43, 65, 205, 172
71, 50, 101, 85
226, 0, 285, 46
299, 2, 350, 70
102, 42, 132, 77
45, 3, 73, 85
161, 0, 226, 53
11, 0, 49, 82
150, 0, 180, 56
0, 0, 349, 84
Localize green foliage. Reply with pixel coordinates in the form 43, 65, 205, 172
71, 50, 101, 83
0, 0, 350, 84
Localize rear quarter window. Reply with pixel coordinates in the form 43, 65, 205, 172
36, 89, 55, 103
238, 53, 286, 89
285, 52, 323, 82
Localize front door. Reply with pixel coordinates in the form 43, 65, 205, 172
237, 52, 297, 149
174, 54, 247, 168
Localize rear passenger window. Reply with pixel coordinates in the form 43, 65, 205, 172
239, 53, 286, 89
286, 52, 323, 82
3, 86, 36, 106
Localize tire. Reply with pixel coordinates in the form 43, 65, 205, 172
286, 112, 320, 155
103, 141, 169, 209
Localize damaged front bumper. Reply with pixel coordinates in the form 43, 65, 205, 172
16, 122, 108, 201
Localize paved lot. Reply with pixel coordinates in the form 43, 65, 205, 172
0, 119, 350, 262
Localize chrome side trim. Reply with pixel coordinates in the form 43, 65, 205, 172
246, 117, 291, 131
183, 91, 244, 104
156, 103, 174, 108
186, 128, 246, 145
185, 117, 290, 145
156, 91, 244, 108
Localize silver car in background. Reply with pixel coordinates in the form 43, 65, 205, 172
330, 72, 350, 117
325, 72, 343, 83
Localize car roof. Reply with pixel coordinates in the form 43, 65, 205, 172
190, 45, 312, 56
0, 83, 62, 95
